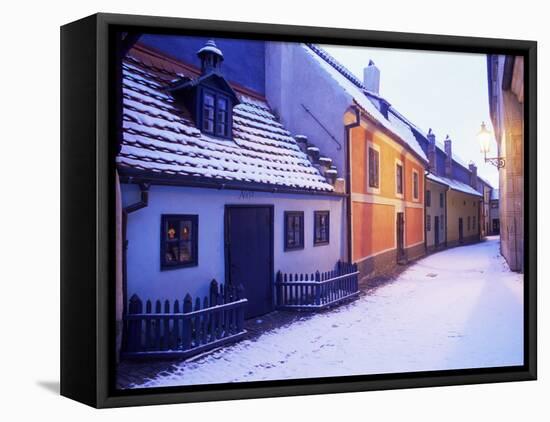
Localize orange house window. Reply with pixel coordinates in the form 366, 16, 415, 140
368, 147, 380, 189
412, 170, 419, 200
396, 163, 403, 195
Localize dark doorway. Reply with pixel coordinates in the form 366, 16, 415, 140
458, 218, 464, 243
396, 212, 405, 263
492, 218, 500, 234
225, 205, 273, 319
434, 216, 440, 247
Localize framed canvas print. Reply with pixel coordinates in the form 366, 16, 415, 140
60, 13, 537, 408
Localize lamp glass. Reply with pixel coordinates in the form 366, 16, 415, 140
478, 122, 492, 154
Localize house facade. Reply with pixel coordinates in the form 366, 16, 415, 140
266, 43, 428, 279
487, 54, 524, 272
116, 39, 347, 323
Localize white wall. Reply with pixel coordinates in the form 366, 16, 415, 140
123, 183, 345, 302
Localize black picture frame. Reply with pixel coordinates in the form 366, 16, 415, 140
60, 12, 537, 408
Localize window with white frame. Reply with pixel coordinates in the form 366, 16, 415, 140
367, 142, 380, 193
395, 160, 404, 197
412, 169, 419, 201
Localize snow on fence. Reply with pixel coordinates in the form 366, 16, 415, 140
276, 261, 359, 310
122, 279, 248, 359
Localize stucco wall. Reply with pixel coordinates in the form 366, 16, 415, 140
446, 190, 481, 245
349, 123, 425, 262
265, 42, 351, 173
405, 207, 424, 247
122, 184, 345, 304
352, 201, 395, 261
425, 181, 447, 248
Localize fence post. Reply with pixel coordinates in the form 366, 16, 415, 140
276, 270, 282, 307
315, 271, 321, 306
127, 294, 142, 352
210, 280, 219, 339
236, 283, 245, 332
173, 300, 180, 350
182, 293, 192, 350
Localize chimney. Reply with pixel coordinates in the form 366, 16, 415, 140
427, 128, 436, 172
197, 39, 224, 75
364, 60, 380, 95
468, 162, 478, 190
294, 135, 309, 153
444, 135, 452, 178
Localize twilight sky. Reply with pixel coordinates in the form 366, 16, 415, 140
322, 44, 498, 187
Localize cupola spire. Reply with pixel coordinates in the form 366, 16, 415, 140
197, 39, 224, 75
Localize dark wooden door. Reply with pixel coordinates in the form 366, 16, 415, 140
458, 218, 464, 243
225, 206, 273, 319
396, 212, 405, 262
434, 216, 440, 246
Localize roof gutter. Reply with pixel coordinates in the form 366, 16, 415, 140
119, 170, 347, 198
344, 106, 361, 264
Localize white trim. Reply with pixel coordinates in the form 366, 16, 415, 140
366, 141, 381, 195
395, 158, 404, 199
351, 192, 423, 209
412, 168, 420, 202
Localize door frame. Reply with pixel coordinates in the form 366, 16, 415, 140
224, 204, 275, 310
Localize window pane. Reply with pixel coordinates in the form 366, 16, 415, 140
179, 240, 193, 263
166, 220, 179, 240
215, 97, 228, 137
396, 164, 403, 194
217, 97, 227, 111
180, 220, 192, 241
165, 243, 179, 263
203, 93, 215, 133
369, 148, 379, 188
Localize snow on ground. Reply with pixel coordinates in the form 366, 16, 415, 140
133, 237, 523, 388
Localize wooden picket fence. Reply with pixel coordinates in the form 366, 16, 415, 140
275, 261, 360, 310
122, 279, 248, 359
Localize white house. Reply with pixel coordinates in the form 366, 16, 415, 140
116, 40, 346, 319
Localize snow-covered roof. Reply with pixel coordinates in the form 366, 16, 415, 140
490, 189, 499, 200
117, 47, 334, 192
427, 173, 483, 198
305, 44, 427, 163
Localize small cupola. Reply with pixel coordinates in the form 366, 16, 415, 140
197, 39, 224, 75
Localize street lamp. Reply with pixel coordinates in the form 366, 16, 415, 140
478, 122, 505, 169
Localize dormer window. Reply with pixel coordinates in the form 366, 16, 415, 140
201, 89, 230, 138
168, 40, 239, 140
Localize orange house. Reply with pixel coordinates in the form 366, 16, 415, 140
346, 108, 428, 278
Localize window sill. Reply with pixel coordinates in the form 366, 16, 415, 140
161, 263, 198, 271
284, 246, 305, 252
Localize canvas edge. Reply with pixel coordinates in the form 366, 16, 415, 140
58, 12, 537, 409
